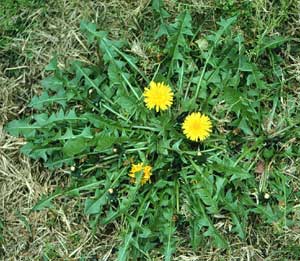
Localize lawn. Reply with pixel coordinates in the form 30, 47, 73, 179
1, 0, 300, 260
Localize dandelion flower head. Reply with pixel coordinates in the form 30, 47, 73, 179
143, 81, 174, 112
128, 162, 152, 185
182, 112, 212, 141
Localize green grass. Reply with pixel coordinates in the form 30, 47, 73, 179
0, 0, 43, 34
1, 0, 300, 260
0, 0, 44, 68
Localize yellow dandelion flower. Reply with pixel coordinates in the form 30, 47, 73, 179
128, 163, 152, 185
143, 81, 174, 112
182, 112, 212, 141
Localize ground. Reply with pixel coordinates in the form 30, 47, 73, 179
1, 0, 300, 260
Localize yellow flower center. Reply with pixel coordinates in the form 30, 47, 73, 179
143, 81, 174, 112
182, 112, 212, 141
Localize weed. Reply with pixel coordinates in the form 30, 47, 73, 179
2, 0, 300, 260
5, 4, 300, 258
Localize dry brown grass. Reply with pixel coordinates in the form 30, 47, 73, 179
1, 0, 300, 260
